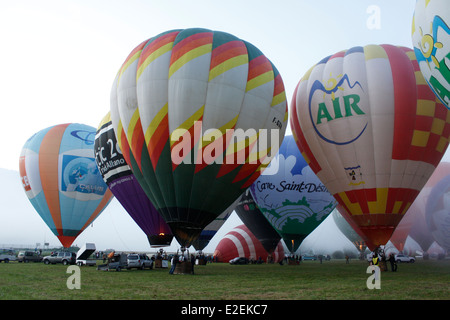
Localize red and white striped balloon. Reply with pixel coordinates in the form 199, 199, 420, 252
213, 224, 284, 262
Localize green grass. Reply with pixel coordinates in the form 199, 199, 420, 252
0, 259, 449, 300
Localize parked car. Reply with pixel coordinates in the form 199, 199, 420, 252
229, 257, 249, 265
302, 255, 317, 261
43, 251, 76, 265
97, 252, 128, 272
0, 249, 17, 263
127, 253, 153, 270
395, 254, 416, 263
17, 251, 42, 263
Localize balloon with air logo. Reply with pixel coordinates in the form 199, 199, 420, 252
19, 123, 114, 248
412, 0, 450, 109
290, 44, 450, 248
110, 28, 288, 247
250, 135, 337, 253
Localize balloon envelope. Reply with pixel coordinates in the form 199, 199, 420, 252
213, 224, 284, 263
191, 198, 238, 251
332, 207, 372, 253
19, 123, 113, 247
426, 163, 450, 251
291, 44, 450, 247
250, 135, 337, 253
110, 28, 287, 246
412, 0, 450, 108
94, 113, 173, 247
235, 189, 281, 254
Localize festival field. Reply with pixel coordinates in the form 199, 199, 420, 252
1, 259, 448, 300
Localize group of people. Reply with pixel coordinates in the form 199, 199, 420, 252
370, 250, 398, 272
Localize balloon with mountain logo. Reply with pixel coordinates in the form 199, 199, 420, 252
250, 135, 337, 253
412, 0, 450, 109
19, 123, 114, 247
110, 28, 287, 246
291, 44, 450, 248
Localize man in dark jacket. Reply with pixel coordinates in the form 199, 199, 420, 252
389, 253, 397, 272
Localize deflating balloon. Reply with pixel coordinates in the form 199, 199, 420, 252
291, 44, 450, 247
19, 123, 113, 247
412, 0, 450, 108
250, 135, 337, 253
94, 113, 173, 247
110, 28, 287, 246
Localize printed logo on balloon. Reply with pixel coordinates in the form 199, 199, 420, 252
412, 0, 450, 108
309, 73, 367, 145
250, 136, 337, 253
308, 73, 368, 187
61, 155, 107, 196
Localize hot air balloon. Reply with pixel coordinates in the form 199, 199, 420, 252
213, 224, 284, 263
409, 209, 435, 253
250, 135, 337, 253
399, 161, 450, 253
110, 28, 287, 247
235, 189, 281, 254
412, 0, 450, 108
19, 123, 113, 247
290, 44, 450, 249
94, 112, 173, 247
191, 198, 238, 252
426, 162, 450, 251
388, 218, 413, 253
332, 207, 373, 254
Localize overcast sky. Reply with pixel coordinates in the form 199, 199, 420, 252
0, 0, 431, 171
0, 1, 444, 253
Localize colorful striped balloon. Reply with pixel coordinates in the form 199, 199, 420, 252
94, 113, 173, 248
290, 44, 450, 247
110, 28, 287, 246
213, 224, 284, 263
19, 123, 113, 247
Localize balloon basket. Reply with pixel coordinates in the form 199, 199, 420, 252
379, 260, 387, 272
154, 259, 169, 268
174, 261, 193, 275
197, 259, 207, 265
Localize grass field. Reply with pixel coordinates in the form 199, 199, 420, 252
0, 259, 449, 300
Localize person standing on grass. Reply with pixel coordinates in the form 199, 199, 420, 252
389, 253, 397, 272
169, 254, 178, 274
372, 252, 379, 266
191, 253, 196, 274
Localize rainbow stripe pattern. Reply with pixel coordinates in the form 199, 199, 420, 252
110, 28, 287, 246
